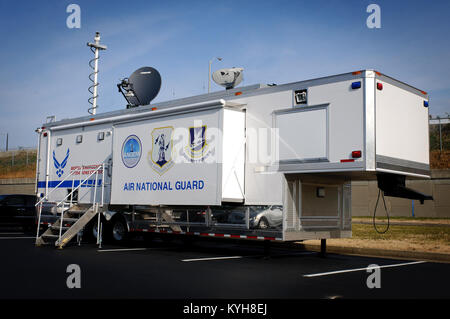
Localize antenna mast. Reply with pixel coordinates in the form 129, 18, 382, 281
87, 32, 107, 115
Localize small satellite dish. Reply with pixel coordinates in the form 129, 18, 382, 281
118, 66, 161, 107
212, 67, 244, 90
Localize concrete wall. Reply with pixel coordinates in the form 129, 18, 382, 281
0, 178, 35, 195
352, 170, 450, 218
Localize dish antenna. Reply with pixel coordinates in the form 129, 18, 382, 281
212, 67, 244, 90
117, 67, 162, 108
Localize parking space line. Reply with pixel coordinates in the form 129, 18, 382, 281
97, 247, 174, 252
0, 236, 35, 239
181, 251, 315, 262
0, 232, 25, 235
182, 256, 245, 262
303, 261, 427, 278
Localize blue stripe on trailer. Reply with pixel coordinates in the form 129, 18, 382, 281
37, 180, 102, 188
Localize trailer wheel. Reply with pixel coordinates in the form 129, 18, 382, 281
82, 217, 105, 243
91, 220, 101, 241
110, 218, 129, 243
82, 219, 99, 243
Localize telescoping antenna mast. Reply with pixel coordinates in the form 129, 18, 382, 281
87, 32, 107, 115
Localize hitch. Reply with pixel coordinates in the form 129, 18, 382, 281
377, 173, 433, 204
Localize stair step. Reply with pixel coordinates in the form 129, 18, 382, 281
61, 218, 80, 223
51, 225, 70, 230
42, 234, 59, 239
36, 203, 98, 248
67, 210, 85, 215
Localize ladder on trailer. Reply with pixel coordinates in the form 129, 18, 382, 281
35, 164, 105, 249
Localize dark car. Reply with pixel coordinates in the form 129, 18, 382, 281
0, 194, 37, 232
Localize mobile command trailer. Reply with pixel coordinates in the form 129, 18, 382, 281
34, 70, 432, 248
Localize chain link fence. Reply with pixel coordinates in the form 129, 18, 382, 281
0, 148, 37, 179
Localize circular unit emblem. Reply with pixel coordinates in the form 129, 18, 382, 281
121, 135, 142, 168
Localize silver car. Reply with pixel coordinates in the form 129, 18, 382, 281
249, 205, 283, 229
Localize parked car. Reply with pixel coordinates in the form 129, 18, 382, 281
249, 205, 283, 229
0, 194, 37, 232
224, 205, 283, 229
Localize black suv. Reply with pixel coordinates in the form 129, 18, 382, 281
0, 194, 37, 232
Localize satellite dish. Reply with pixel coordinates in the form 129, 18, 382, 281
117, 66, 161, 107
212, 67, 244, 90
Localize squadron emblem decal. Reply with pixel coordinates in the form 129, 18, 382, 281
183, 125, 213, 162
149, 126, 174, 175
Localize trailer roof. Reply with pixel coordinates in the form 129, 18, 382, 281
43, 70, 428, 129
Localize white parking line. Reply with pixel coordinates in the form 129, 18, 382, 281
0, 232, 24, 235
0, 237, 35, 239
303, 261, 427, 278
182, 256, 245, 262
181, 251, 315, 262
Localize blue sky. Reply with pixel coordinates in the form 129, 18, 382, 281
0, 0, 449, 148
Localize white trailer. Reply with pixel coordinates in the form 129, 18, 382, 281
34, 70, 431, 248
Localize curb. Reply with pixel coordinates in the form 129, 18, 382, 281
297, 243, 450, 263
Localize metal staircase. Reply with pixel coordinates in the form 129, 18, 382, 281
36, 203, 101, 248
35, 164, 105, 249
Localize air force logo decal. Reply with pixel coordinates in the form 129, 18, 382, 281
53, 148, 70, 177
183, 125, 212, 162
150, 126, 174, 175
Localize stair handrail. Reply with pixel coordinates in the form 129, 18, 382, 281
35, 167, 80, 245
35, 167, 82, 207
54, 164, 104, 209
36, 163, 106, 247
56, 163, 104, 247
56, 164, 104, 244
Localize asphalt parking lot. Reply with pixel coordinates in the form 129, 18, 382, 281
0, 229, 449, 300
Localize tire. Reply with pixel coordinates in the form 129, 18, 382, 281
83, 219, 100, 243
258, 217, 270, 229
110, 217, 129, 243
